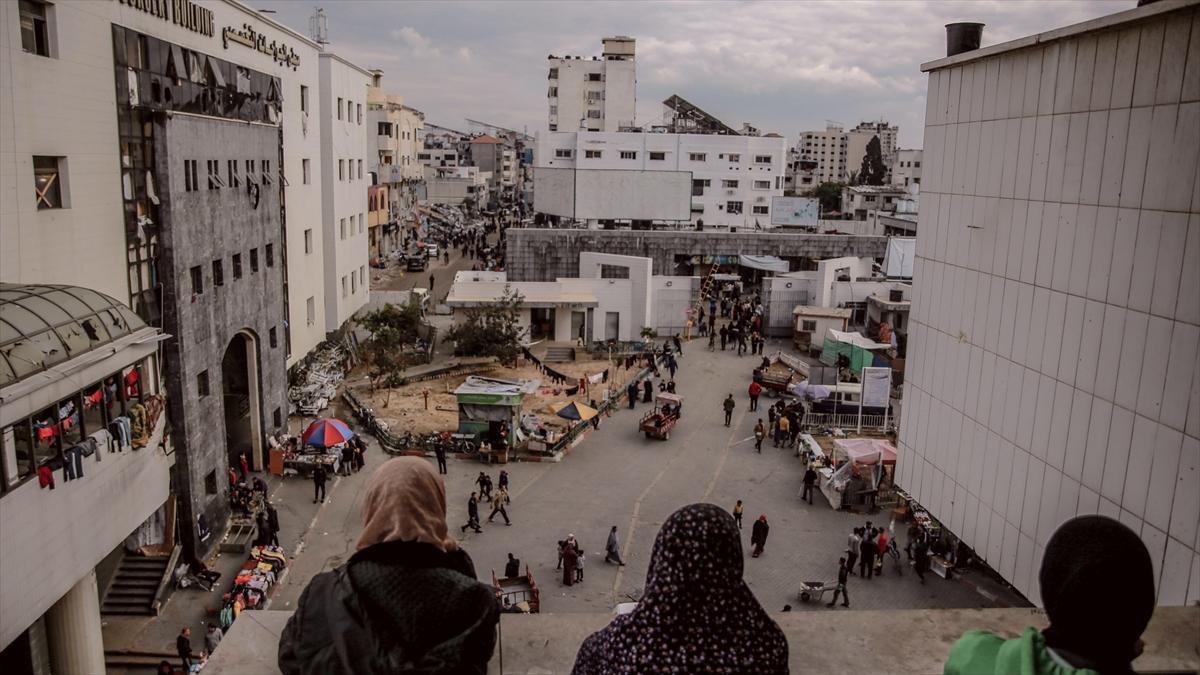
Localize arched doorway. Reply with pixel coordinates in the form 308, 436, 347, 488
222, 332, 264, 475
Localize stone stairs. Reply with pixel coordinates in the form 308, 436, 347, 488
543, 346, 576, 363
101, 555, 170, 616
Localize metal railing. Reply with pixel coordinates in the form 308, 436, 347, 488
802, 412, 888, 430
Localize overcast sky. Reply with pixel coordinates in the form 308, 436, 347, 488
250, 0, 1129, 147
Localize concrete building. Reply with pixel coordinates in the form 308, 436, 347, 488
318, 52, 372, 333
468, 134, 517, 203
424, 165, 490, 207
892, 148, 924, 187
535, 131, 787, 229
845, 120, 899, 181
796, 125, 849, 184
547, 36, 636, 132
0, 285, 171, 671
900, 0, 1200, 606
367, 69, 425, 259
841, 185, 908, 220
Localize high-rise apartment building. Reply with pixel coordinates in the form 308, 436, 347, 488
796, 125, 848, 184
900, 0, 1200, 606
547, 36, 636, 132
846, 120, 899, 180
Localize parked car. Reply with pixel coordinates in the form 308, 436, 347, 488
425, 243, 439, 258
405, 255, 427, 272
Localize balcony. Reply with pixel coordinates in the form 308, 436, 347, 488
202, 607, 1199, 675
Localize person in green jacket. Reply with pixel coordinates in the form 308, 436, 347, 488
944, 515, 1154, 675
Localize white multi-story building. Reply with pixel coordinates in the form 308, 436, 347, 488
318, 52, 371, 333
892, 148, 924, 187
796, 125, 849, 184
900, 0, 1200, 606
535, 131, 786, 228
547, 36, 636, 132
367, 70, 424, 258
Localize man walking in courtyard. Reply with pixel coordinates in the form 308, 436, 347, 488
733, 499, 744, 529
460, 492, 483, 533
487, 486, 511, 525
802, 464, 818, 504
846, 527, 861, 576
434, 441, 447, 474
754, 419, 766, 453
312, 463, 328, 504
748, 380, 761, 411
827, 557, 850, 608
605, 526, 626, 565
723, 394, 736, 427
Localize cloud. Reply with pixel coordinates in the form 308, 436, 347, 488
249, 0, 1128, 146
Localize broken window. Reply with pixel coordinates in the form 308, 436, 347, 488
262, 159, 271, 186
182, 159, 196, 192
227, 160, 239, 188
547, 67, 558, 79
266, 244, 274, 267
33, 156, 64, 209
190, 265, 203, 295
302, 159, 311, 185
232, 253, 242, 279
19, 0, 51, 57
207, 160, 222, 189
250, 248, 259, 273
212, 259, 224, 287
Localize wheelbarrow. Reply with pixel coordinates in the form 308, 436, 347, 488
798, 580, 837, 603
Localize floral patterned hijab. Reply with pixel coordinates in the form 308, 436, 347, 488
572, 503, 788, 674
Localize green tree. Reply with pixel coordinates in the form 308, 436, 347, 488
858, 135, 887, 186
443, 285, 525, 365
358, 301, 422, 390
640, 326, 658, 340
809, 181, 846, 215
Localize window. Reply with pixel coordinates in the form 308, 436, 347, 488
232, 253, 242, 279
548, 67, 558, 79
549, 105, 558, 116
182, 159, 195, 192
273, 408, 282, 428
190, 265, 203, 295
304, 228, 313, 253
300, 85, 309, 113
649, 152, 666, 161
754, 180, 771, 189
378, 122, 390, 136
722, 179, 739, 188
548, 124, 557, 132
357, 103, 363, 124
197, 370, 210, 397
306, 296, 315, 325
914, 161, 921, 168
250, 248, 259, 273
33, 156, 65, 208
302, 158, 310, 184
689, 153, 706, 162
357, 159, 363, 179
587, 109, 601, 119
337, 97, 343, 120
691, 179, 708, 196
212, 259, 224, 287
802, 320, 818, 332
338, 159, 344, 181
547, 86, 558, 97
585, 150, 602, 159
620, 151, 637, 160
341, 276, 348, 297
269, 327, 278, 349
555, 149, 573, 159
727, 153, 740, 163
227, 159, 240, 188
262, 159, 271, 185
360, 265, 366, 287
755, 155, 773, 163
339, 218, 346, 240
691, 204, 704, 213
358, 214, 364, 233
207, 160, 221, 189
587, 73, 602, 81
351, 272, 357, 294
19, 0, 51, 57
753, 205, 769, 215
726, 201, 743, 214
265, 244, 274, 267
205, 470, 218, 495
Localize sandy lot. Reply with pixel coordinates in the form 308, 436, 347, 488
353, 357, 646, 436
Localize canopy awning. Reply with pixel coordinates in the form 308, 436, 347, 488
738, 254, 789, 273
833, 438, 897, 465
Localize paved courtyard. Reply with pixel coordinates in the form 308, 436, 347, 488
269, 333, 1029, 616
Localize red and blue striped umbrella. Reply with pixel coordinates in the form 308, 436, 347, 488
302, 418, 355, 448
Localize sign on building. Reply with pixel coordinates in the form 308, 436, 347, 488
770, 196, 819, 226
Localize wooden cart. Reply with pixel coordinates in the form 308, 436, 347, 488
492, 566, 540, 613
639, 392, 683, 440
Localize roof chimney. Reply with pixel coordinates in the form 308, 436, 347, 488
945, 22, 984, 57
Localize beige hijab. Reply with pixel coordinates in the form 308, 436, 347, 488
356, 457, 457, 553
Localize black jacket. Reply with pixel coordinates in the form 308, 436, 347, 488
750, 519, 769, 546
279, 540, 498, 675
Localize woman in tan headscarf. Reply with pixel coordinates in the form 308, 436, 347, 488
279, 458, 498, 675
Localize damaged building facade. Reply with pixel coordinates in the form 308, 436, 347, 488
0, 1, 373, 667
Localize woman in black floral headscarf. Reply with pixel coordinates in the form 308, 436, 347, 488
571, 503, 788, 674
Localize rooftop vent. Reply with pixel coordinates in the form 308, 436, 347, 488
945, 22, 984, 57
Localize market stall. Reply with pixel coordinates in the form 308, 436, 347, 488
454, 376, 541, 452
279, 418, 354, 477
816, 437, 897, 510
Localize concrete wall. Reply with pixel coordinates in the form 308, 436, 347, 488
650, 276, 700, 335
318, 53, 371, 333
0, 412, 170, 649
901, 0, 1200, 606
507, 229, 888, 282
579, 252, 652, 331
156, 115, 289, 557
762, 276, 811, 336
